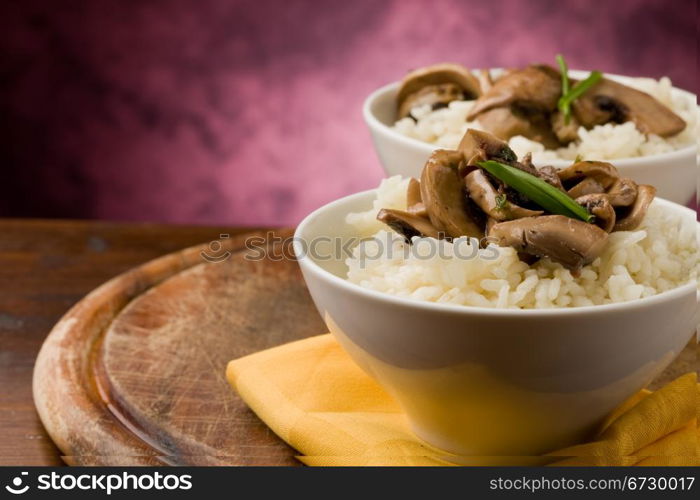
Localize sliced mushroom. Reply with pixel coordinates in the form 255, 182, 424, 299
488, 215, 609, 270
477, 69, 494, 93
475, 106, 561, 149
458, 128, 518, 166
459, 128, 548, 212
465, 169, 543, 221
550, 110, 580, 144
406, 178, 421, 206
613, 185, 656, 231
397, 63, 481, 119
398, 83, 465, 119
485, 216, 498, 235
606, 178, 638, 207
467, 65, 561, 119
576, 194, 616, 232
536, 165, 566, 192
420, 149, 484, 239
377, 208, 441, 241
572, 78, 686, 137
405, 177, 428, 217
567, 177, 605, 199
557, 160, 620, 189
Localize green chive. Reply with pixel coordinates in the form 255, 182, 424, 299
557, 70, 603, 124
478, 160, 594, 223
556, 54, 570, 95
556, 54, 571, 123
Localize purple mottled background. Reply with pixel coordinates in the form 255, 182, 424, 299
0, 0, 696, 225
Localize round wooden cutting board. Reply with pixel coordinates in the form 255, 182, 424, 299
33, 230, 326, 465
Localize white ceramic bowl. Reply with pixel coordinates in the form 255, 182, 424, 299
363, 71, 698, 205
294, 192, 698, 457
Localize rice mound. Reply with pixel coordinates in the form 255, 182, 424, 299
393, 76, 698, 163
345, 177, 699, 309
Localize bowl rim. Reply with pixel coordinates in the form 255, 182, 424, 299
294, 189, 698, 318
362, 70, 698, 168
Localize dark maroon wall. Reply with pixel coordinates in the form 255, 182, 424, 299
0, 0, 696, 225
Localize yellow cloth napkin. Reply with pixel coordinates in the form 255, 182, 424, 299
226, 334, 699, 466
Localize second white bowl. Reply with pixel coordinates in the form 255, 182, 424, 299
363, 71, 698, 205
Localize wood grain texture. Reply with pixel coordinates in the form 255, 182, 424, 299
0, 219, 259, 465
33, 229, 325, 465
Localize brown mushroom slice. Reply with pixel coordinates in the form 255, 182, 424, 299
576, 194, 616, 232
406, 177, 428, 217
606, 178, 638, 207
613, 185, 656, 231
488, 215, 609, 270
536, 165, 566, 192
572, 78, 686, 137
485, 216, 498, 235
567, 177, 606, 199
377, 208, 441, 241
465, 169, 543, 221
467, 65, 562, 119
420, 149, 484, 239
557, 160, 620, 189
458, 128, 518, 166
398, 83, 465, 119
458, 128, 547, 183
550, 110, 581, 144
397, 63, 481, 117
478, 69, 494, 93
475, 106, 561, 149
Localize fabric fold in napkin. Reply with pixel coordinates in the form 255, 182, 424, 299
226, 334, 698, 466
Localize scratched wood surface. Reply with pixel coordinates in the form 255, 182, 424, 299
0, 219, 261, 466
31, 228, 326, 465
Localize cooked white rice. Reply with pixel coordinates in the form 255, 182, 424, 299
393, 76, 698, 163
345, 177, 699, 309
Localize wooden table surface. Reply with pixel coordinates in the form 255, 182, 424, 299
0, 218, 256, 466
